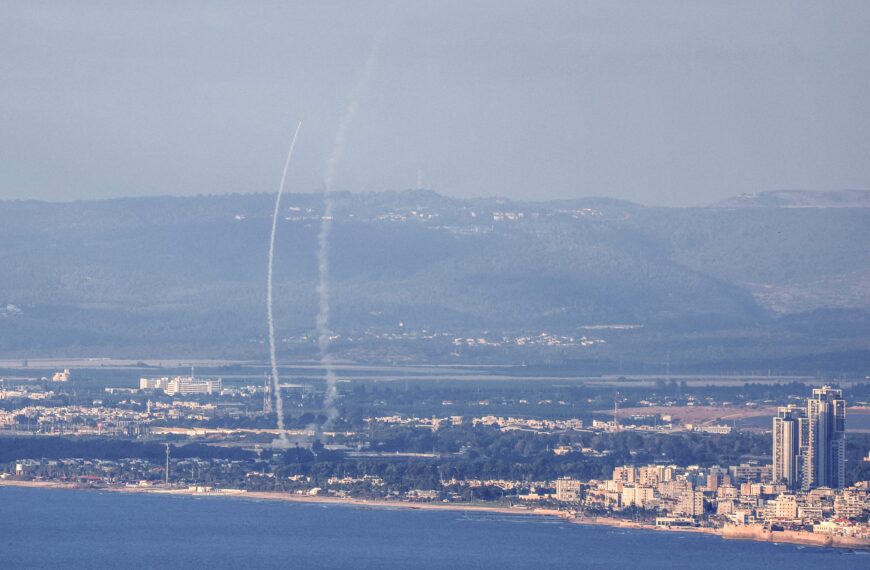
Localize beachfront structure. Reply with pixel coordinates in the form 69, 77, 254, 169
655, 517, 694, 528
555, 477, 581, 502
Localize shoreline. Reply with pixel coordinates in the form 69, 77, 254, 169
2, 480, 867, 551
0, 480, 565, 520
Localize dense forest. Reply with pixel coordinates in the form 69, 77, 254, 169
0, 437, 254, 463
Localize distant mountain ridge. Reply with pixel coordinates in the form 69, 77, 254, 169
0, 190, 866, 372
715, 189, 870, 209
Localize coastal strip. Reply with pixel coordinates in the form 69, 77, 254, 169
2, 480, 866, 551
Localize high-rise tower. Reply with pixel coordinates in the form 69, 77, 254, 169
802, 386, 846, 490
773, 385, 846, 491
772, 404, 807, 490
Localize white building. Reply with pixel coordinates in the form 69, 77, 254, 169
612, 466, 637, 483
621, 485, 656, 509
638, 465, 675, 487
555, 477, 582, 502
674, 490, 704, 517
140, 377, 170, 390
764, 493, 798, 520
655, 517, 694, 528
834, 489, 867, 519
52, 369, 70, 382
140, 376, 222, 396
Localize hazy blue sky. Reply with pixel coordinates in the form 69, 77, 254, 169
1, 1, 868, 206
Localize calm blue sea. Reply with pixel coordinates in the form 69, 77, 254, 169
0, 486, 867, 569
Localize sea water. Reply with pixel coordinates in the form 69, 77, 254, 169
0, 487, 865, 569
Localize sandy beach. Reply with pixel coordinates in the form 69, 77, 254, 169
0, 479, 565, 519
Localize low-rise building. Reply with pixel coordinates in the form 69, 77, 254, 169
140, 376, 222, 396
764, 493, 798, 521
555, 477, 582, 502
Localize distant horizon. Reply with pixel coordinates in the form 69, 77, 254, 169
2, 187, 869, 209
3, 2, 870, 206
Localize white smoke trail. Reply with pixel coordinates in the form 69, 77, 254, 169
318, 30, 386, 428
267, 121, 303, 446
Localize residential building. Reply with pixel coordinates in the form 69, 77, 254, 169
675, 490, 704, 517
772, 404, 806, 490
802, 386, 846, 490
765, 493, 798, 520
555, 477, 582, 502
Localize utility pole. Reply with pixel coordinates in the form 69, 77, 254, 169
164, 443, 171, 487
263, 373, 273, 415
667, 352, 677, 396
613, 391, 620, 432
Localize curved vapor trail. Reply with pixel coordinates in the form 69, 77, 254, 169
267, 121, 303, 446
317, 30, 387, 428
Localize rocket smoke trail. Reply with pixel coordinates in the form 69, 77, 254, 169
267, 121, 302, 447
318, 30, 386, 428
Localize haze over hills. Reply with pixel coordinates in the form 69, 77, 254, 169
715, 189, 870, 209
0, 189, 867, 373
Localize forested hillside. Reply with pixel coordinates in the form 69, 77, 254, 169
0, 190, 867, 372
